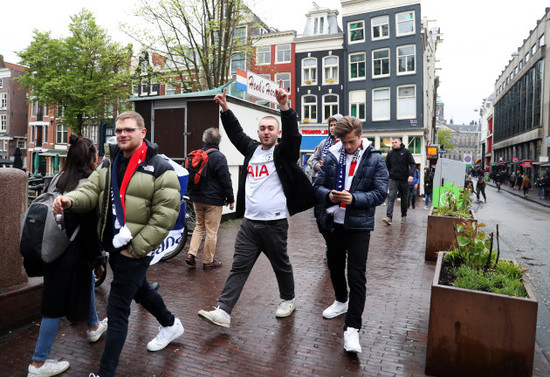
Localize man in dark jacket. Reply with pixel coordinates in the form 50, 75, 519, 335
313, 116, 388, 353
186, 127, 234, 270
382, 137, 416, 225
198, 86, 314, 328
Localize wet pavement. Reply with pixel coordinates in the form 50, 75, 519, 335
1, 202, 550, 376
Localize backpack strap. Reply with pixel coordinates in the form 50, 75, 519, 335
45, 173, 63, 194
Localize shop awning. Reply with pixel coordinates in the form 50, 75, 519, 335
39, 149, 68, 157
300, 136, 326, 152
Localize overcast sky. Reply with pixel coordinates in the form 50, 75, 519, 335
2, 0, 548, 125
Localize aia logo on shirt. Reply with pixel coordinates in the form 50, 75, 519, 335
248, 164, 270, 177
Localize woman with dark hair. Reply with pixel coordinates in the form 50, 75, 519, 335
27, 135, 107, 377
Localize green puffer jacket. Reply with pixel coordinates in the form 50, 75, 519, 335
65, 139, 181, 258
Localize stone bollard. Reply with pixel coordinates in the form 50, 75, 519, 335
0, 168, 43, 335
0, 168, 27, 287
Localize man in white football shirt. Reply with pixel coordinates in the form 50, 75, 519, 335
198, 86, 314, 328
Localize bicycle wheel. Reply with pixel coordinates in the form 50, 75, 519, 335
160, 197, 195, 261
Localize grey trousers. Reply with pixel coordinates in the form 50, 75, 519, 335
386, 179, 409, 219
218, 218, 294, 314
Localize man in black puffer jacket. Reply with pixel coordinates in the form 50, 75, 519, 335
314, 116, 388, 354
382, 137, 416, 225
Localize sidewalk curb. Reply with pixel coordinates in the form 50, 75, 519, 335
486, 182, 550, 208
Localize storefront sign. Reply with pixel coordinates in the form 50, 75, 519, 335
523, 160, 532, 168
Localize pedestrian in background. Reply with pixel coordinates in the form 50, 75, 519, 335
382, 137, 416, 225
198, 86, 314, 328
423, 167, 433, 210
186, 127, 234, 271
54, 111, 183, 377
308, 114, 343, 260
521, 174, 531, 197
313, 116, 388, 353
516, 174, 523, 191
509, 171, 517, 189
28, 136, 106, 377
407, 167, 419, 209
476, 177, 487, 202
307, 114, 343, 185
535, 175, 545, 199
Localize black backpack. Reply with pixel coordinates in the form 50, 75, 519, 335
184, 148, 215, 190
20, 174, 80, 275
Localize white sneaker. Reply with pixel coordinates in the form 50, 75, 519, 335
198, 306, 231, 328
382, 217, 392, 225
28, 359, 70, 377
87, 318, 108, 343
322, 300, 349, 319
343, 327, 362, 353
276, 298, 296, 318
424, 206, 428, 210
146, 317, 184, 351
89, 374, 100, 377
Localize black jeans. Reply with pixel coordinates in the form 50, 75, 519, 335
218, 218, 293, 314
97, 252, 174, 377
326, 225, 370, 330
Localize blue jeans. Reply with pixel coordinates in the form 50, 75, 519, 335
325, 225, 370, 330
97, 252, 174, 377
33, 273, 98, 362
425, 192, 432, 207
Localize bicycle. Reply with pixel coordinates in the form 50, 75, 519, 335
160, 195, 196, 261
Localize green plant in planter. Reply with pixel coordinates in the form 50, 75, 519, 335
432, 187, 472, 218
441, 221, 528, 298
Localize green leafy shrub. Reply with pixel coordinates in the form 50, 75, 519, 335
432, 187, 473, 218
441, 222, 528, 298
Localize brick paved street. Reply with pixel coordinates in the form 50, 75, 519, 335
1, 204, 549, 376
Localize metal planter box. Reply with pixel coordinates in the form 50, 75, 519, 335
425, 252, 538, 377
425, 208, 477, 261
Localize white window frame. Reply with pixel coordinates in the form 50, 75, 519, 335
301, 95, 317, 122
233, 26, 247, 44
165, 82, 176, 95
372, 87, 390, 121
256, 46, 271, 65
0, 114, 6, 132
397, 44, 416, 75
302, 58, 317, 85
313, 16, 326, 35
0, 78, 3, 88
372, 48, 390, 78
150, 78, 158, 95
348, 20, 365, 44
56, 124, 68, 144
276, 44, 291, 63
397, 84, 416, 119
322, 56, 339, 84
322, 94, 339, 121
349, 90, 366, 121
275, 72, 291, 92
396, 11, 415, 37
371, 15, 389, 40
349, 52, 366, 81
230, 52, 246, 75
1, 93, 7, 110
17, 139, 26, 149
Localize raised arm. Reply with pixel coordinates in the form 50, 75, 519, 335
214, 88, 230, 112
